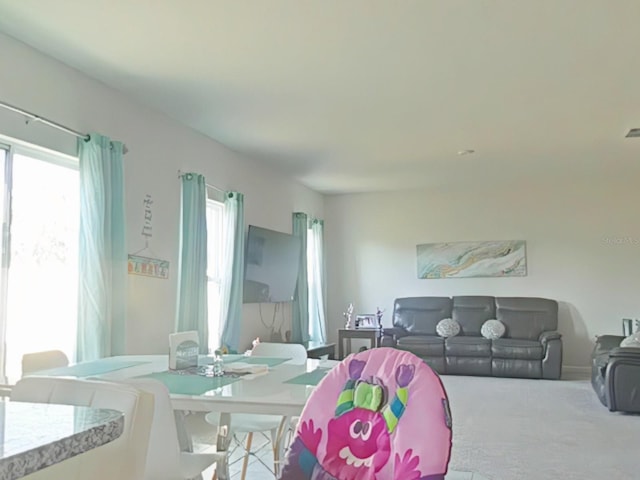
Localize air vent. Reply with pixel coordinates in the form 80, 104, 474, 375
625, 128, 640, 138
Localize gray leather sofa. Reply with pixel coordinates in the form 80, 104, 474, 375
591, 335, 640, 413
381, 296, 562, 379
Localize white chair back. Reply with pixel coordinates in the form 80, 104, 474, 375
11, 376, 154, 480
21, 349, 69, 376
251, 342, 307, 365
119, 378, 182, 480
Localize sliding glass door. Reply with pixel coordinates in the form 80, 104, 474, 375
0, 142, 79, 383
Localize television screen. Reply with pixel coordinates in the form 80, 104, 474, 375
242, 225, 302, 303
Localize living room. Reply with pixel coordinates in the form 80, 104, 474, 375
0, 2, 639, 479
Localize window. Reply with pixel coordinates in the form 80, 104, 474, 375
307, 219, 326, 343
206, 197, 224, 351
0, 140, 79, 383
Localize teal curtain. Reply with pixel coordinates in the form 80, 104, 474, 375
291, 212, 309, 343
175, 173, 208, 354
308, 219, 327, 343
77, 134, 126, 361
219, 192, 244, 352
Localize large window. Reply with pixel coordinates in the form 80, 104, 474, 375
0, 141, 79, 383
206, 197, 224, 351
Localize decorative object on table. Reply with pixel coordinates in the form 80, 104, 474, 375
481, 319, 506, 340
622, 318, 634, 336
356, 314, 376, 329
416, 240, 526, 279
252, 337, 261, 349
376, 307, 385, 329
343, 303, 354, 329
436, 318, 460, 338
169, 331, 199, 370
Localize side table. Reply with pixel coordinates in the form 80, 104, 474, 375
338, 328, 381, 359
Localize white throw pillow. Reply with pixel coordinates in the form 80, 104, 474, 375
481, 319, 506, 340
436, 318, 460, 338
620, 331, 640, 348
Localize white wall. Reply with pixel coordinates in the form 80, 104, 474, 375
0, 33, 323, 354
325, 180, 640, 369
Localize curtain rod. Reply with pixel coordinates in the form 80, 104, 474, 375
0, 100, 128, 154
177, 170, 226, 194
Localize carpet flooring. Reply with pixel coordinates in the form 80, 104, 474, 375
441, 375, 639, 480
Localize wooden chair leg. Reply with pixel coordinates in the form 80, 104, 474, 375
241, 432, 253, 480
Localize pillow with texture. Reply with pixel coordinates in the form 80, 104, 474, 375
436, 318, 460, 338
481, 319, 506, 340
620, 331, 640, 348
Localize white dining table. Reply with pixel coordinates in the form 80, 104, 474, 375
30, 354, 336, 480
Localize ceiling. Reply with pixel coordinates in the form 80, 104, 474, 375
0, 1, 639, 194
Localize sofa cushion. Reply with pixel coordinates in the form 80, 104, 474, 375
620, 332, 640, 348
445, 336, 491, 357
495, 297, 558, 340
491, 338, 543, 360
396, 335, 444, 356
436, 318, 460, 338
452, 296, 496, 336
481, 319, 506, 340
393, 297, 452, 335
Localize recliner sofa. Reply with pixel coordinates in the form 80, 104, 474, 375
591, 334, 640, 413
381, 296, 562, 379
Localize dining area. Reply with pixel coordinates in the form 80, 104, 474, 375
1, 336, 335, 480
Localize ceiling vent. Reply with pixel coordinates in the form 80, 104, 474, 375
625, 128, 640, 138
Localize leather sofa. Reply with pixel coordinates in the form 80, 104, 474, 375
591, 335, 640, 413
380, 296, 562, 379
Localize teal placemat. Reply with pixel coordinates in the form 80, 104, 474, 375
137, 371, 241, 395
284, 368, 331, 386
204, 355, 291, 368
36, 359, 150, 377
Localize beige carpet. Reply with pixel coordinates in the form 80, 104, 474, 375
441, 375, 638, 480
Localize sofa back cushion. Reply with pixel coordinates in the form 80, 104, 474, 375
495, 297, 558, 340
393, 297, 452, 335
452, 296, 496, 336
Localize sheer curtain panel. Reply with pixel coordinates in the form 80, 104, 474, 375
308, 219, 327, 343
291, 212, 309, 343
77, 134, 126, 361
219, 192, 244, 353
175, 173, 209, 354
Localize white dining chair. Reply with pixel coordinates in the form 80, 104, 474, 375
120, 378, 223, 480
204, 342, 307, 480
21, 349, 69, 376
10, 376, 154, 480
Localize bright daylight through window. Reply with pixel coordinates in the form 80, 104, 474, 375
206, 197, 223, 351
0, 142, 79, 383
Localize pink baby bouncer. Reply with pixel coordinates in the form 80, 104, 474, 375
279, 347, 452, 480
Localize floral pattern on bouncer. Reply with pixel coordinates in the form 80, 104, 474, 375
278, 347, 453, 480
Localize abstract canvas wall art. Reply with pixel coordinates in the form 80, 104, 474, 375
417, 240, 527, 279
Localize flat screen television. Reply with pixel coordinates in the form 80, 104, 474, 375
242, 225, 301, 303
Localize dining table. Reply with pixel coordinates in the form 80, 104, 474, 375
29, 353, 337, 479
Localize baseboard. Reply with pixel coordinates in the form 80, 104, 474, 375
562, 365, 590, 380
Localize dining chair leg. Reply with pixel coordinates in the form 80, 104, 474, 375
241, 432, 253, 480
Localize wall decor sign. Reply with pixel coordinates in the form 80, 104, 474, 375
416, 240, 527, 279
128, 254, 170, 279
128, 193, 170, 279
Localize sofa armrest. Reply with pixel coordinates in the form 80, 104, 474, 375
539, 330, 561, 344
540, 331, 562, 379
380, 327, 407, 347
608, 347, 640, 360
605, 349, 640, 413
